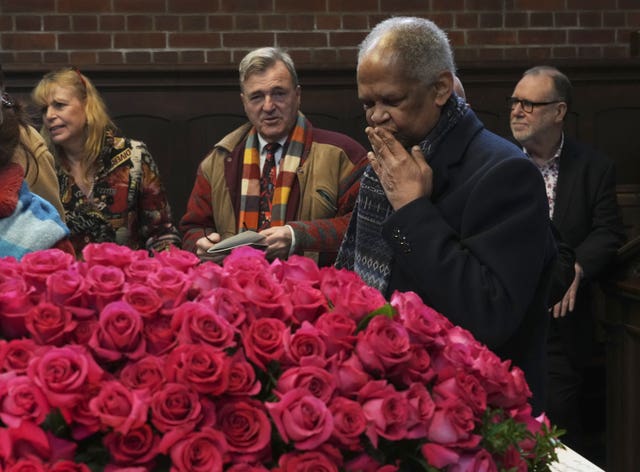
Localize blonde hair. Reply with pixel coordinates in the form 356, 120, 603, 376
31, 67, 115, 181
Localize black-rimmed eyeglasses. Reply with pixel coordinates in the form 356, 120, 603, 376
507, 97, 563, 113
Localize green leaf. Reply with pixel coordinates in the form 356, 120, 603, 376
356, 303, 396, 333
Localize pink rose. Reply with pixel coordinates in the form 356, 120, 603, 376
319, 267, 386, 322
266, 387, 333, 450
471, 349, 531, 409
172, 301, 236, 350
28, 345, 104, 414
25, 301, 77, 346
433, 371, 487, 416
282, 321, 327, 367
328, 396, 366, 451
226, 351, 261, 396
45, 269, 94, 319
400, 344, 436, 386
432, 326, 484, 379
391, 291, 452, 347
147, 266, 190, 310
499, 444, 528, 472
0, 373, 51, 427
455, 449, 498, 472
89, 301, 146, 362
122, 284, 163, 318
0, 274, 34, 339
123, 257, 162, 285
0, 339, 41, 374
329, 352, 371, 397
241, 317, 286, 371
404, 382, 435, 440
226, 464, 269, 472
315, 310, 357, 356
276, 365, 336, 403
143, 314, 177, 356
188, 261, 224, 297
200, 287, 247, 328
88, 380, 149, 434
222, 246, 270, 273
4, 420, 53, 464
5, 458, 48, 472
421, 443, 460, 469
276, 450, 340, 472
426, 396, 481, 448
68, 385, 102, 440
271, 254, 322, 287
169, 427, 228, 472
355, 315, 411, 375
82, 242, 136, 268
282, 279, 328, 324
104, 424, 159, 467
358, 380, 409, 447
150, 382, 208, 434
154, 246, 200, 271
119, 355, 167, 394
69, 319, 98, 345
344, 454, 393, 472
216, 399, 271, 461
85, 265, 126, 310
49, 461, 92, 472
165, 343, 230, 395
223, 268, 292, 322
20, 249, 74, 290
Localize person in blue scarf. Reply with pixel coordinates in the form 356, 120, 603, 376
335, 17, 560, 414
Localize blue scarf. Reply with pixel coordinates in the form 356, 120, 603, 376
335, 95, 468, 294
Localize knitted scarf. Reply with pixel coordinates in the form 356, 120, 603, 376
335, 95, 469, 294
0, 163, 70, 260
237, 112, 308, 232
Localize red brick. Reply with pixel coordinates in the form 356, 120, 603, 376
619, 0, 640, 7
14, 52, 44, 63
155, 16, 180, 30
519, 29, 566, 45
569, 29, 614, 44
567, 0, 611, 9
43, 51, 70, 63
125, 51, 152, 63
530, 12, 553, 27
98, 51, 124, 64
329, 31, 367, 48
454, 48, 479, 62
505, 12, 528, 28
456, 13, 479, 29
316, 14, 341, 30
514, 0, 566, 10
222, 32, 274, 48
69, 51, 98, 65
113, 0, 166, 12
327, 0, 377, 12
380, 0, 431, 10
261, 14, 287, 30
528, 46, 553, 61
127, 15, 153, 31
552, 46, 577, 58
428, 13, 454, 29
15, 16, 42, 30
602, 45, 628, 59
555, 12, 578, 27
465, 0, 502, 10
170, 33, 221, 48
181, 50, 205, 63
579, 12, 602, 28
58, 0, 111, 13
208, 15, 234, 30
58, 33, 111, 49
2, 32, 55, 50
218, 0, 274, 13
288, 15, 315, 31
1, 0, 55, 13
576, 46, 602, 58
43, 15, 71, 31
480, 13, 502, 28
181, 15, 208, 31
288, 49, 312, 66
0, 16, 12, 31
100, 15, 125, 31
603, 12, 626, 27
433, 0, 464, 11
153, 51, 179, 63
504, 47, 529, 60
278, 32, 327, 47
478, 47, 504, 61
336, 48, 357, 65
114, 33, 166, 48
312, 48, 338, 64
343, 15, 369, 30
235, 15, 261, 30
467, 30, 517, 45
446, 30, 465, 47
72, 15, 99, 32
206, 50, 232, 64
275, 0, 325, 12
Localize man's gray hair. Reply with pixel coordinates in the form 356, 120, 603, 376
358, 17, 456, 86
522, 65, 573, 110
238, 47, 299, 91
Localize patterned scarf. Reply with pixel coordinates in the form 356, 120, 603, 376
335, 95, 469, 295
237, 112, 307, 232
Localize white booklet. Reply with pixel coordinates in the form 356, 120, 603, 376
205, 231, 267, 257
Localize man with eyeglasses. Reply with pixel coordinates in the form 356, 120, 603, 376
509, 65, 626, 456
180, 47, 367, 265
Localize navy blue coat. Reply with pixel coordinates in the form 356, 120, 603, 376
382, 110, 557, 413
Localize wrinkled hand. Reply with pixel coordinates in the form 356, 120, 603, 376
552, 263, 583, 318
366, 126, 433, 209
195, 232, 222, 261
259, 226, 292, 261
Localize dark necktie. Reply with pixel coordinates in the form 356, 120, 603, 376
258, 142, 280, 230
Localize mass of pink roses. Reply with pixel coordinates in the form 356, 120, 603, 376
0, 243, 559, 471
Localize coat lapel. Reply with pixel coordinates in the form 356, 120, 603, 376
552, 139, 579, 225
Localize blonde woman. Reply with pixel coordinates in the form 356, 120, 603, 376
32, 67, 181, 253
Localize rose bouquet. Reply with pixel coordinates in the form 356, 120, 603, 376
0, 243, 561, 471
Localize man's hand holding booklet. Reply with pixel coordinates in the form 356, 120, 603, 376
204, 231, 267, 263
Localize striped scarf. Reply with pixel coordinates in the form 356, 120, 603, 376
237, 112, 307, 232
335, 95, 469, 294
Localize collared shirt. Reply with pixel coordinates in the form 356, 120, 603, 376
523, 133, 564, 219
257, 134, 287, 175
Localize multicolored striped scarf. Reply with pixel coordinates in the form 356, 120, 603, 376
237, 112, 307, 232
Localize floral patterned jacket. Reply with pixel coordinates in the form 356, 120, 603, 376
57, 134, 181, 254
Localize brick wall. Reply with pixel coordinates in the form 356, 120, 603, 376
1, 0, 639, 71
